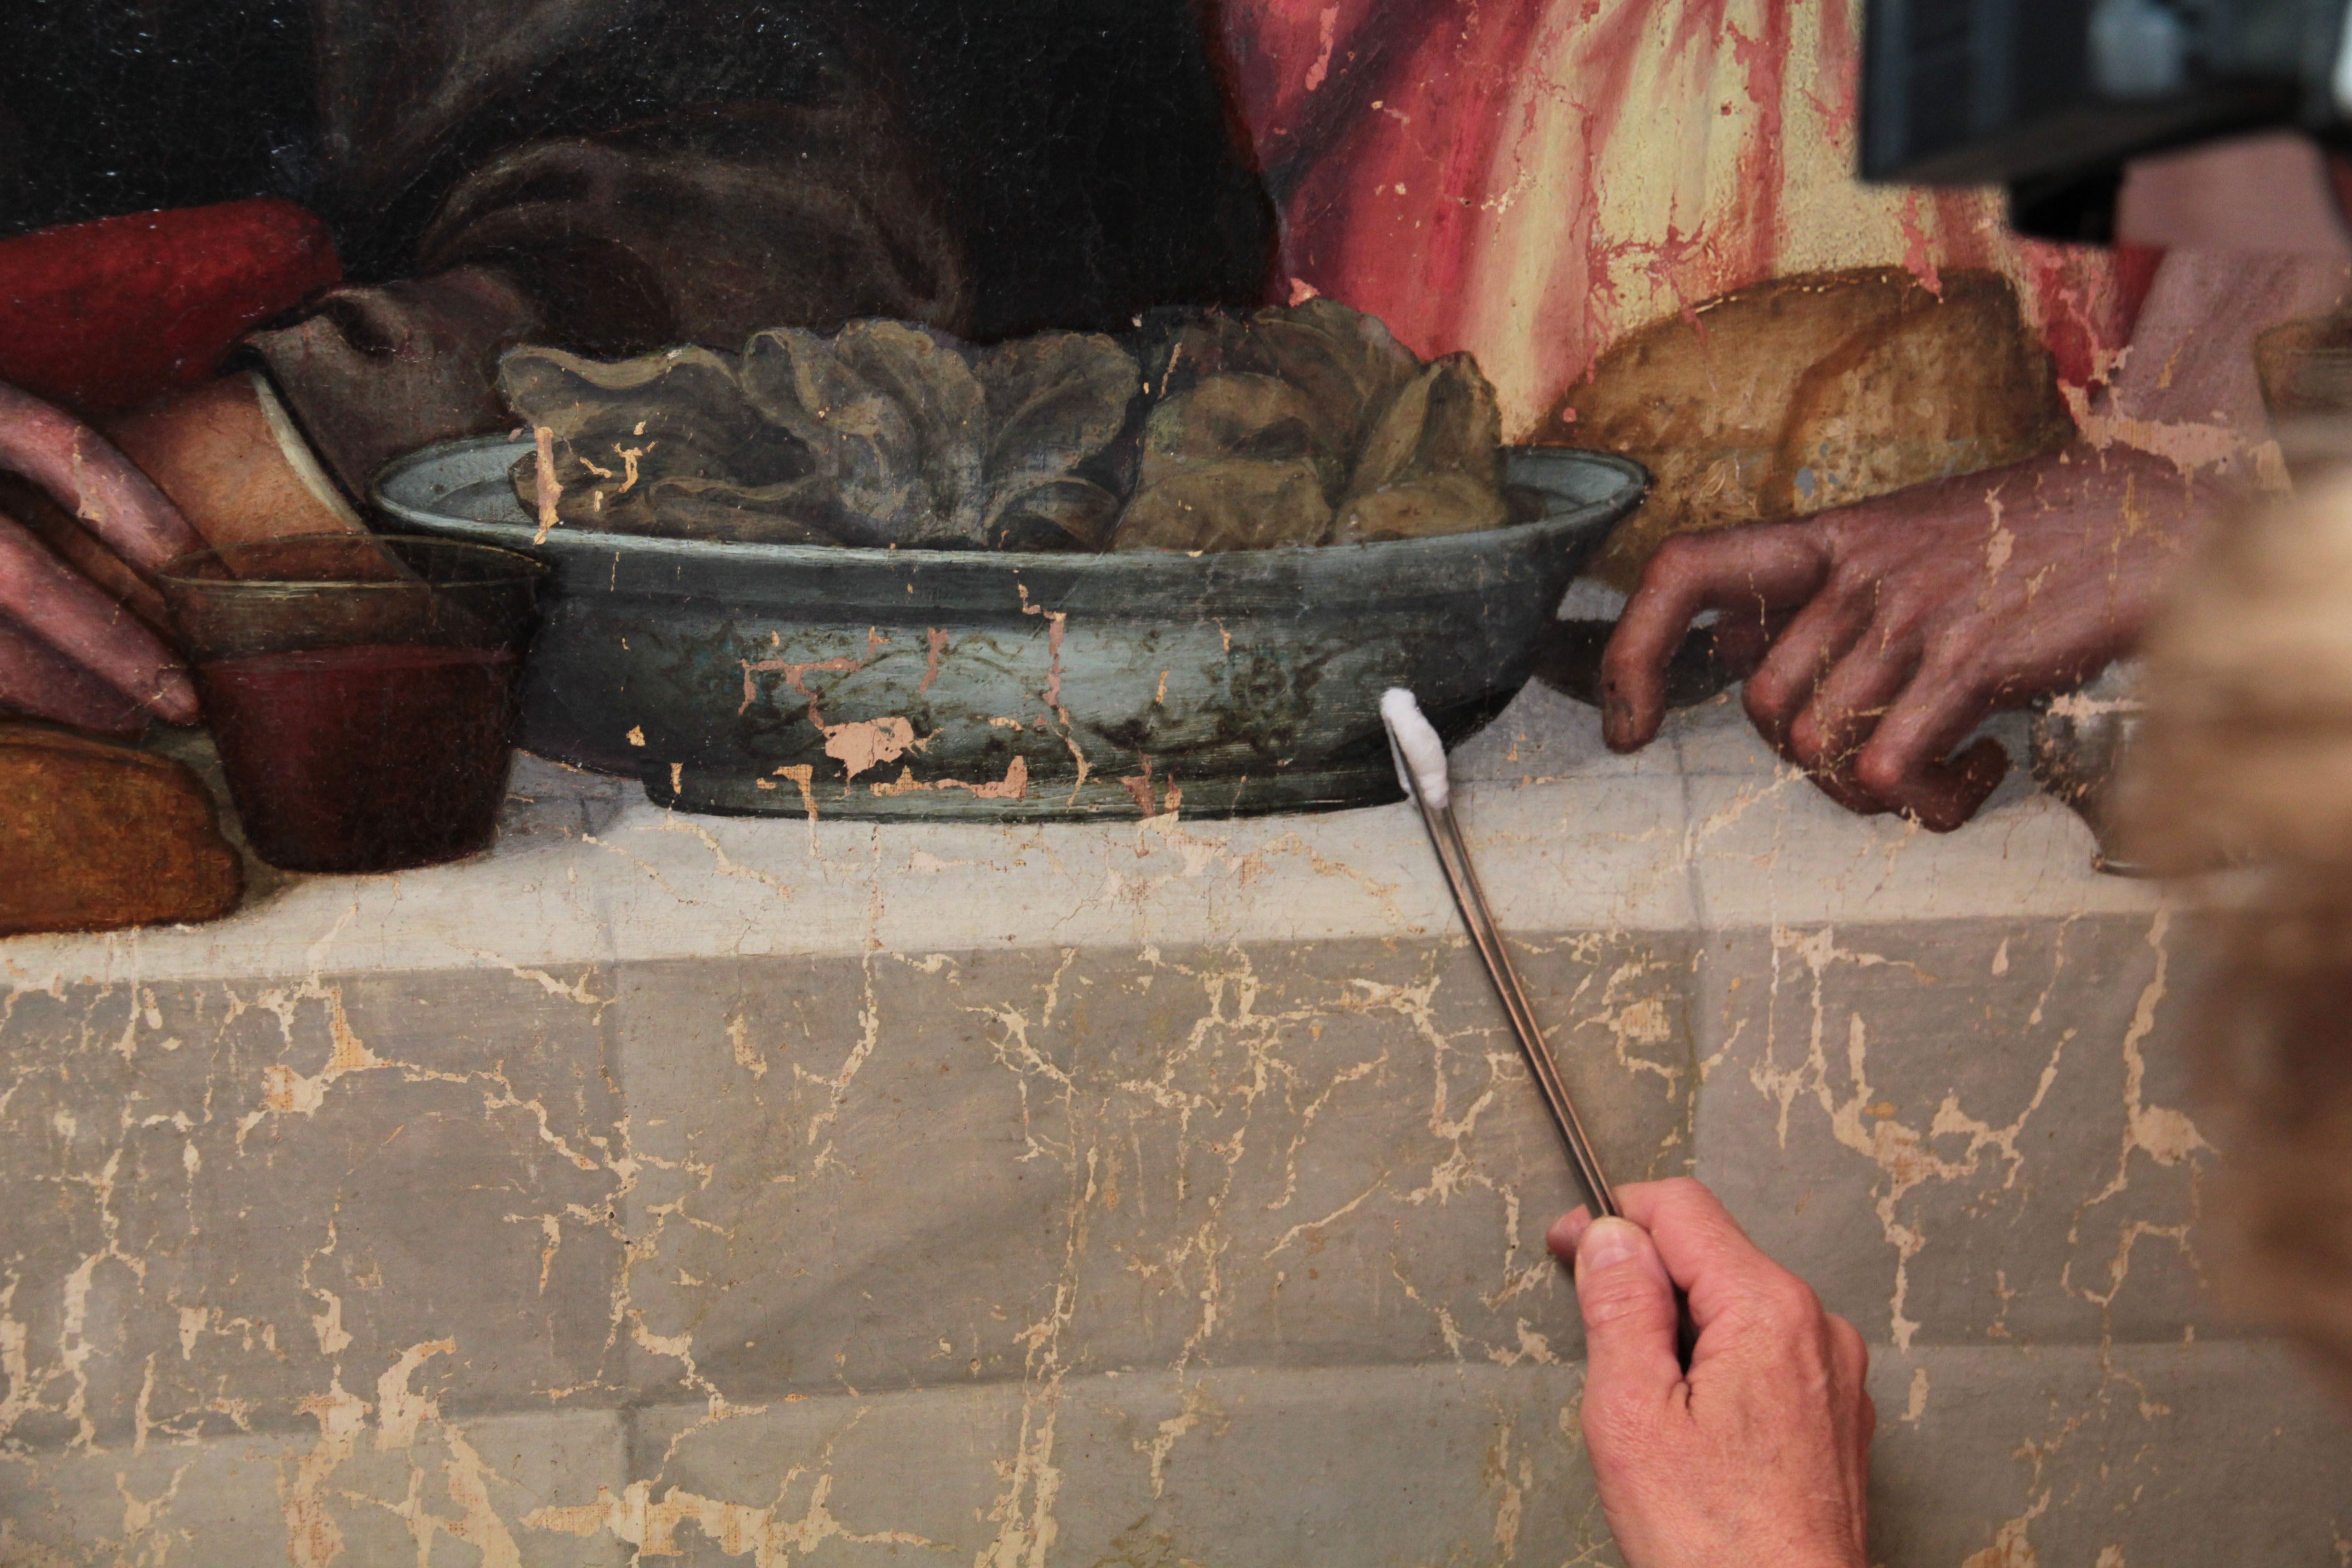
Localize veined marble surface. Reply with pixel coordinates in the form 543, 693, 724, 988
4, 692, 2151, 988
3, 686, 2332, 1568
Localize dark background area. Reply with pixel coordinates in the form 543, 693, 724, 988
0, 0, 1274, 338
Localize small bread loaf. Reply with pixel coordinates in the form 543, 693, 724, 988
1558, 267, 2074, 589
0, 723, 242, 937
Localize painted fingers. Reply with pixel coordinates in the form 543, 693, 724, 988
1602, 524, 2007, 831
0, 514, 195, 724
1601, 525, 1831, 751
0, 382, 201, 572
0, 615, 148, 733
0, 382, 204, 729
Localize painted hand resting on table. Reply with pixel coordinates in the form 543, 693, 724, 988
1599, 446, 2202, 829
1597, 250, 2348, 831
1549, 1178, 1874, 1568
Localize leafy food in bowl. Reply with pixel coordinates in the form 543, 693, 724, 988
499, 325, 1137, 549
738, 321, 1139, 550
499, 300, 1513, 554
1114, 299, 1507, 551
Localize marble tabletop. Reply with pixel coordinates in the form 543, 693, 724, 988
2, 686, 2336, 1568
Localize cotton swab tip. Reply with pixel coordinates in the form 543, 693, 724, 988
1380, 687, 1451, 809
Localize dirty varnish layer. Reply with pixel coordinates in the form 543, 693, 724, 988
0, 690, 2343, 1566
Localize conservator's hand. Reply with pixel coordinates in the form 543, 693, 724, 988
1598, 445, 2203, 830
1549, 1178, 1873, 1568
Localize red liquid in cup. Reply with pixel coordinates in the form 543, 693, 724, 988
196, 643, 522, 873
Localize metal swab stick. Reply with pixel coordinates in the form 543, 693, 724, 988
1382, 689, 1702, 1366
1380, 688, 1620, 1218
1383, 686, 1703, 1363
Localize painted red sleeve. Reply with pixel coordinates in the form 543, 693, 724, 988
0, 198, 341, 416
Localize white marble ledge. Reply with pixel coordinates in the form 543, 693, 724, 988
3, 688, 2158, 988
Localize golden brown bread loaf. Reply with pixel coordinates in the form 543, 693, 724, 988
0, 723, 243, 937
1555, 266, 2075, 589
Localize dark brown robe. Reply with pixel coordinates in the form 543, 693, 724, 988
0, 0, 1273, 493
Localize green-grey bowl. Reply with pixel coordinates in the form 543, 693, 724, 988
372, 438, 1645, 820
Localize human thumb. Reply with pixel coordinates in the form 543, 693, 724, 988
1574, 1217, 1685, 1410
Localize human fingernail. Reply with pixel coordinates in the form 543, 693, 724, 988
1578, 1217, 1646, 1273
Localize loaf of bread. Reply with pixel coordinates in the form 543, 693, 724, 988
0, 723, 242, 937
1556, 267, 2074, 590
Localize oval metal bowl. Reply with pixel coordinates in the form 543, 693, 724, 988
373, 438, 1646, 820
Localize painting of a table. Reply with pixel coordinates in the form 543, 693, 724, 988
5, 0, 2352, 1560
0, 696, 2337, 1563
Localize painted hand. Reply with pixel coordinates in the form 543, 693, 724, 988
1597, 446, 2206, 830
1550, 1178, 1874, 1568
0, 382, 201, 733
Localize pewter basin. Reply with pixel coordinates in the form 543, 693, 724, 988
373, 437, 1646, 819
